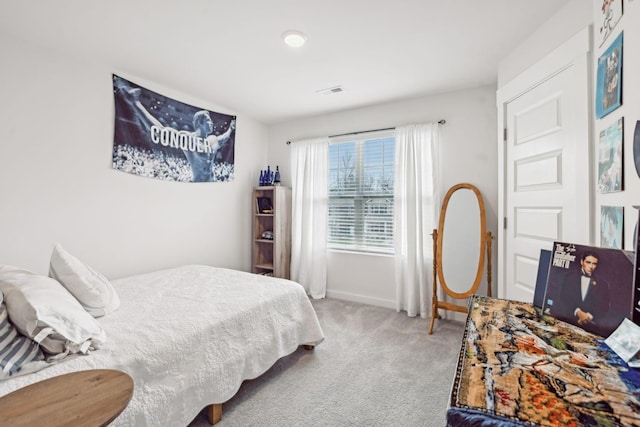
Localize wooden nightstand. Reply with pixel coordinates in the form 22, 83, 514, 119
0, 369, 133, 427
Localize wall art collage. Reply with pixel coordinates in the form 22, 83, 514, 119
595, 0, 634, 251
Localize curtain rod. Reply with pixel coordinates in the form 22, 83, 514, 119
286, 119, 445, 144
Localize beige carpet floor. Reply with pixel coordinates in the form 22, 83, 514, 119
188, 297, 465, 427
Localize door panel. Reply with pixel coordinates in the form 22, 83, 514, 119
514, 95, 562, 143
515, 151, 562, 189
504, 63, 586, 303
515, 207, 561, 240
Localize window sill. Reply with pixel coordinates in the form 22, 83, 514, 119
328, 248, 394, 258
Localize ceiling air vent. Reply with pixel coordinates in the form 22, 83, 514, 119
316, 86, 344, 96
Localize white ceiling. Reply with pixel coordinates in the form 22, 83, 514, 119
0, 0, 568, 124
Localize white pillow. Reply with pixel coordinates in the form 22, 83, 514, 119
49, 243, 120, 317
0, 265, 106, 356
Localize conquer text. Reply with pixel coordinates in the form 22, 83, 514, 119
150, 126, 214, 154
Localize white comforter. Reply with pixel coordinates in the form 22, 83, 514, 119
0, 265, 324, 426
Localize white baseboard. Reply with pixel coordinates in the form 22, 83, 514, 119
325, 290, 396, 310
323, 291, 469, 324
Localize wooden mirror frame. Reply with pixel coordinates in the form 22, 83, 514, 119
428, 183, 492, 334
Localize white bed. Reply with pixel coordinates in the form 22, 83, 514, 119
0, 264, 324, 426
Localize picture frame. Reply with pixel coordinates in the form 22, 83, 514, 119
598, 117, 623, 193
598, 0, 623, 47
600, 205, 623, 249
596, 32, 623, 119
256, 197, 273, 214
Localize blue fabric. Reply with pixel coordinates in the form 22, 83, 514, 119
0, 295, 45, 378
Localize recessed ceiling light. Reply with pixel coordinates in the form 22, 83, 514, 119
282, 30, 307, 48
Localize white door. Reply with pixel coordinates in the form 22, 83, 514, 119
497, 28, 591, 302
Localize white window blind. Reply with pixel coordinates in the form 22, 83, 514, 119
328, 130, 395, 254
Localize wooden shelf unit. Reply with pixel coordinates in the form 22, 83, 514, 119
252, 186, 291, 279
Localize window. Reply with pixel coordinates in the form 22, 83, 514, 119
328, 131, 395, 253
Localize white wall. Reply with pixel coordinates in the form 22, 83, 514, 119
268, 87, 498, 309
0, 34, 268, 279
498, 0, 593, 87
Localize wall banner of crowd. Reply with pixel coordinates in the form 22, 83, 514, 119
111, 74, 237, 183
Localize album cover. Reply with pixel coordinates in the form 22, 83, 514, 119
598, 0, 623, 47
595, 32, 623, 119
605, 318, 640, 367
542, 241, 634, 337
598, 117, 623, 193
533, 249, 552, 309
600, 205, 623, 249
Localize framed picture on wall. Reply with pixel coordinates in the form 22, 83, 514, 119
600, 205, 623, 249
598, 117, 623, 193
596, 32, 623, 119
598, 0, 623, 47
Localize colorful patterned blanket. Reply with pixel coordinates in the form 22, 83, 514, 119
447, 296, 640, 427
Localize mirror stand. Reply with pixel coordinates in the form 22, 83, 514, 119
428, 230, 492, 334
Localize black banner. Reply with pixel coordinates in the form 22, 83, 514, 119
112, 74, 236, 182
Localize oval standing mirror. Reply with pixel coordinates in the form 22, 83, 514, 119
439, 184, 485, 298
428, 183, 492, 334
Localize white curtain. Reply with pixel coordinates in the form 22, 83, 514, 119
290, 137, 329, 299
393, 123, 440, 318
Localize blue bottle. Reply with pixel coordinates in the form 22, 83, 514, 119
274, 166, 281, 185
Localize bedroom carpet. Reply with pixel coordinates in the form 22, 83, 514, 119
187, 298, 465, 427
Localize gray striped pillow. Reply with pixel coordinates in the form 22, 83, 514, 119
0, 291, 46, 379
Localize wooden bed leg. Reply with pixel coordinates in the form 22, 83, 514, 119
303, 344, 315, 350
207, 403, 222, 425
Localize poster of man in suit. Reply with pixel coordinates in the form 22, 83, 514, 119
112, 74, 236, 183
542, 242, 634, 337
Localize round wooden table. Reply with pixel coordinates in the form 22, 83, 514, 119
0, 369, 134, 427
